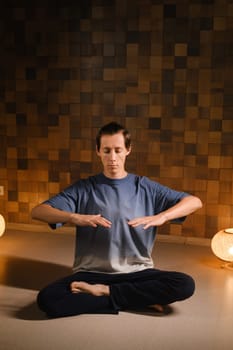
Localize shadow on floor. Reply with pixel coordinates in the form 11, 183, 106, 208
127, 304, 175, 317
0, 255, 71, 290
15, 302, 48, 321
0, 255, 71, 321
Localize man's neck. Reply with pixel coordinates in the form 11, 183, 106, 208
103, 170, 128, 179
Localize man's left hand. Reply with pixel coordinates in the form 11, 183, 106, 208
128, 214, 166, 229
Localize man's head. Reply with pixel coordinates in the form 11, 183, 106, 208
96, 122, 132, 179
96, 122, 131, 152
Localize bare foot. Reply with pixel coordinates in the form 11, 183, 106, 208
70, 281, 110, 296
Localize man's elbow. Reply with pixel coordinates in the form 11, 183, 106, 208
31, 205, 40, 220
191, 196, 203, 211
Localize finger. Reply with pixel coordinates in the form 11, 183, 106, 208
129, 217, 151, 228
128, 217, 146, 223
130, 223, 141, 227
94, 216, 112, 228
89, 221, 98, 227
143, 223, 152, 229
128, 220, 144, 227
128, 221, 137, 227
100, 218, 112, 226
128, 219, 139, 225
98, 216, 112, 227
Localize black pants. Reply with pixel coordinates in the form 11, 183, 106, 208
37, 269, 195, 318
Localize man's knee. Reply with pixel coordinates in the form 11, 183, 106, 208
178, 273, 195, 300
37, 289, 46, 312
37, 290, 63, 318
36, 289, 52, 315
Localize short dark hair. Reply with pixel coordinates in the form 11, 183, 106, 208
96, 122, 131, 151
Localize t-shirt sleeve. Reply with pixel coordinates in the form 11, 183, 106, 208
42, 183, 79, 229
153, 182, 190, 223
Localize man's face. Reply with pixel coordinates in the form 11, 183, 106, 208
96, 132, 131, 179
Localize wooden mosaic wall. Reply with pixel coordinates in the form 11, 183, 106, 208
0, 0, 233, 238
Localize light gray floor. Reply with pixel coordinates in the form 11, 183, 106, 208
0, 228, 233, 350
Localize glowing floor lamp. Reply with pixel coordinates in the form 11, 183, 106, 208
0, 214, 5, 237
211, 228, 233, 270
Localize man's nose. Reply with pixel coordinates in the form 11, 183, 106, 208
109, 150, 116, 160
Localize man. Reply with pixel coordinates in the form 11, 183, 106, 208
32, 122, 202, 318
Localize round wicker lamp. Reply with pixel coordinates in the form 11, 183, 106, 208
211, 228, 233, 269
0, 214, 6, 237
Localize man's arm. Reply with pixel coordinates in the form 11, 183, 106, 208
31, 204, 112, 228
128, 195, 202, 229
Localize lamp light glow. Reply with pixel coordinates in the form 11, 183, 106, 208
228, 246, 233, 256
0, 214, 6, 237
211, 229, 233, 269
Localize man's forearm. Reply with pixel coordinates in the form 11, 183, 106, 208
161, 195, 202, 223
31, 204, 73, 224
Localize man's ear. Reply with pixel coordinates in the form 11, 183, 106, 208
96, 146, 100, 157
126, 147, 132, 156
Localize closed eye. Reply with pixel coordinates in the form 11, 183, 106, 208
115, 148, 123, 153
103, 148, 123, 153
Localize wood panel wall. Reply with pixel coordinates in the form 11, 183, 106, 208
0, 0, 233, 238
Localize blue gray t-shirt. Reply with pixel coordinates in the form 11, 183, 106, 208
44, 173, 189, 273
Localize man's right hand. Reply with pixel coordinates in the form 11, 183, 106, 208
69, 213, 112, 228
32, 204, 111, 228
